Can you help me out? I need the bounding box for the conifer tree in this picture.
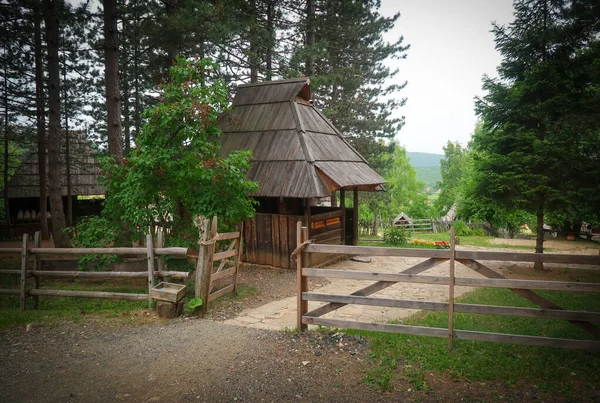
[474,0,600,269]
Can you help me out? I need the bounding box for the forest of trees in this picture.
[1,0,599,265]
[0,0,408,245]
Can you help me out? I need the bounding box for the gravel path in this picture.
[0,319,386,403]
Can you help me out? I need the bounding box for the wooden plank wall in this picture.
[244,214,303,269]
[243,210,348,269]
[309,209,344,267]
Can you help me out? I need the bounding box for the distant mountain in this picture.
[406,152,443,189]
[406,152,444,167]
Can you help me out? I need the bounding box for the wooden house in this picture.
[1,131,104,238]
[218,77,386,268]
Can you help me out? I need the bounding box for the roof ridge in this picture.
[238,77,309,88]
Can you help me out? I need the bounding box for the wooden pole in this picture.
[353,187,358,245]
[232,222,243,296]
[202,216,218,314]
[146,233,155,309]
[195,217,209,313]
[20,233,28,311]
[33,231,41,309]
[297,222,308,332]
[304,199,311,267]
[340,188,346,245]
[448,226,456,349]
[156,229,165,273]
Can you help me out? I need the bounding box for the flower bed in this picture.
[410,239,450,249]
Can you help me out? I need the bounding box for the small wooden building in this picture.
[218,77,385,268]
[1,132,104,238]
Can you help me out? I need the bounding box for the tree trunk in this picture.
[305,0,315,76]
[62,51,72,227]
[104,0,123,163]
[249,0,259,83]
[44,0,71,247]
[534,200,545,271]
[3,55,9,225]
[265,0,274,81]
[34,5,49,239]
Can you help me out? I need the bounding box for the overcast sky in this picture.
[379,0,515,154]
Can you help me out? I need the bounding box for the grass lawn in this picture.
[360,232,550,250]
[345,284,600,394]
[0,273,152,328]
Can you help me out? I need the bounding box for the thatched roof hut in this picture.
[218,77,386,268]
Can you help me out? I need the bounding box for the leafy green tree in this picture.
[474,0,600,268]
[434,140,468,216]
[75,57,257,248]
[386,144,433,220]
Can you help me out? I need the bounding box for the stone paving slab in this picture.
[224,256,486,331]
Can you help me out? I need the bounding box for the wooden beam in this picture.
[304,258,448,318]
[302,317,448,338]
[20,234,28,311]
[207,284,235,302]
[33,231,41,309]
[304,244,450,258]
[29,289,147,301]
[146,234,155,309]
[455,329,600,351]
[340,188,345,245]
[302,267,600,293]
[455,250,600,265]
[448,227,456,349]
[297,221,308,332]
[302,293,600,322]
[353,187,358,245]
[458,259,600,339]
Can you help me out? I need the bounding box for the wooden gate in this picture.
[194,217,243,313]
[295,223,600,350]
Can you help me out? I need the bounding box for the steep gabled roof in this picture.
[5,131,104,198]
[218,77,385,198]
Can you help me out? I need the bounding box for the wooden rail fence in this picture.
[0,230,190,310]
[296,223,600,350]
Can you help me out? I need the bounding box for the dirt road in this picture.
[0,319,389,403]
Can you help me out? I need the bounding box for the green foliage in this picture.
[452,221,472,237]
[348,280,600,393]
[385,144,435,220]
[473,0,600,248]
[434,141,469,216]
[74,57,257,249]
[382,226,409,246]
[471,228,486,237]
[184,297,203,312]
[68,216,120,270]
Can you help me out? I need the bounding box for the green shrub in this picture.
[383,226,409,246]
[452,221,473,236]
[471,228,486,237]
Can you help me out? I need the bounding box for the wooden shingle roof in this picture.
[218,77,386,198]
[5,132,104,198]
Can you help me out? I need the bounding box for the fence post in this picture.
[448,226,456,349]
[33,231,41,309]
[232,222,243,296]
[156,229,165,274]
[20,233,29,311]
[202,217,218,313]
[146,234,155,309]
[297,221,308,332]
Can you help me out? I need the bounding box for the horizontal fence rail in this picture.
[296,224,600,351]
[0,231,191,310]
